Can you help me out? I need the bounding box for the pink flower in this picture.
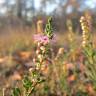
[41,36,49,45]
[33,33,57,45]
[33,34,49,44]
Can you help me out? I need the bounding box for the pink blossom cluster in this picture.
[33,34,56,45]
[34,34,49,45]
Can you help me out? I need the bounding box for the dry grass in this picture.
[0,26,35,56]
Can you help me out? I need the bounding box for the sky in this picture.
[85,0,96,9]
[29,0,96,10]
[33,0,58,13]
[0,0,96,14]
[34,0,96,13]
[0,0,4,4]
[0,0,57,14]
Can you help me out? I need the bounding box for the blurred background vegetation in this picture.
[0,0,96,33]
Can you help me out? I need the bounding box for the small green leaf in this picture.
[23,76,32,91]
[45,17,54,39]
[11,87,21,96]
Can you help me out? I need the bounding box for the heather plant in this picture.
[66,19,78,62]
[11,17,54,96]
[67,19,76,52]
[80,16,96,92]
[80,16,92,47]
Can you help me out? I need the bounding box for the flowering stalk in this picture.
[37,20,44,33]
[67,19,74,46]
[45,17,54,39]
[67,19,77,62]
[80,16,96,91]
[11,17,54,96]
[26,17,54,96]
[80,16,92,47]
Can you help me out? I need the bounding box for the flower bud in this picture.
[40,46,46,53]
[37,54,43,62]
[36,49,40,54]
[29,67,34,72]
[82,41,86,47]
[33,58,36,63]
[37,42,42,47]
